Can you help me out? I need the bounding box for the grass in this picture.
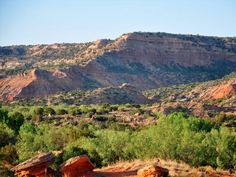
[96,158,235,177]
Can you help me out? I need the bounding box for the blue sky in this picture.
[0,0,236,46]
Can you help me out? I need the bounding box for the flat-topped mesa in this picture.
[113,32,236,67]
[11,152,55,177]
[1,32,236,101]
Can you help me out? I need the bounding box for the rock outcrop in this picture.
[147,74,236,118]
[11,152,55,177]
[198,78,236,100]
[61,155,95,177]
[137,165,169,177]
[12,153,235,177]
[0,68,100,101]
[0,70,36,101]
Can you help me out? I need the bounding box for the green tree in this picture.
[0,108,9,124]
[8,112,24,133]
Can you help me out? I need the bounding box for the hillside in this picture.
[9,73,235,123]
[145,73,236,119]
[1,32,236,101]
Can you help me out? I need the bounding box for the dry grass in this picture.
[95,158,236,177]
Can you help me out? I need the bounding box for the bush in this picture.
[110,105,119,111]
[0,123,15,147]
[0,108,24,133]
[14,111,236,170]
[63,146,87,161]
[56,109,68,115]
[62,137,102,167]
[44,107,56,116]
[7,112,24,133]
[94,130,132,165]
[16,123,95,161]
[0,108,9,124]
[95,104,113,114]
[128,113,234,169]
[0,144,18,164]
[0,122,17,176]
[32,107,44,116]
[92,115,108,122]
[68,106,81,116]
[214,128,236,169]
[31,107,44,123]
[79,105,96,114]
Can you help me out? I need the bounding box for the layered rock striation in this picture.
[1,32,236,101]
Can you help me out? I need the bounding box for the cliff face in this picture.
[83,33,236,89]
[0,70,36,101]
[1,32,236,101]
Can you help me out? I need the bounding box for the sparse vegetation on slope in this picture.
[1,32,236,101]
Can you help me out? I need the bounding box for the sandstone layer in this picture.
[1,32,236,101]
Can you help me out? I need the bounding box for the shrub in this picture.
[68,106,81,116]
[0,144,18,164]
[63,146,87,161]
[128,112,233,169]
[32,107,44,116]
[110,105,119,111]
[30,107,44,123]
[94,130,132,165]
[214,128,236,169]
[16,123,95,161]
[79,105,96,115]
[0,108,9,123]
[56,109,68,115]
[14,111,236,170]
[0,123,15,147]
[7,112,24,133]
[44,107,56,116]
[93,115,108,122]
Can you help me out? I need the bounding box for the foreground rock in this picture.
[11,152,55,177]
[61,155,95,177]
[137,165,169,177]
[11,154,235,177]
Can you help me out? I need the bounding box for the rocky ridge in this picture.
[1,32,236,101]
